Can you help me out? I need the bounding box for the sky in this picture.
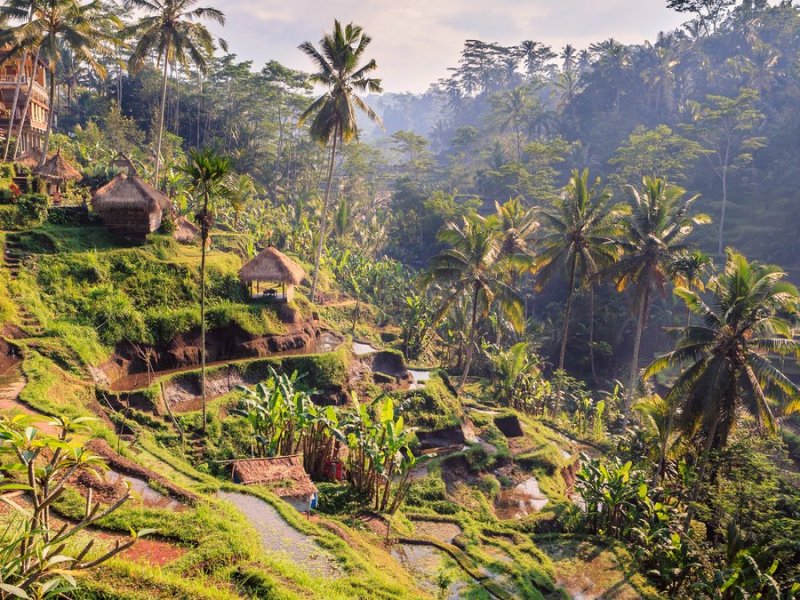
[210,0,688,93]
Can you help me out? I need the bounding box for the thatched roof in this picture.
[239,246,305,285]
[230,455,317,499]
[92,173,170,214]
[109,153,138,176]
[35,149,82,182]
[174,215,199,243]
[15,151,41,169]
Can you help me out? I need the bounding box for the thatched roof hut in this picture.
[230,455,318,512]
[239,246,305,302]
[173,215,199,244]
[92,173,170,242]
[35,149,82,182]
[14,150,41,170]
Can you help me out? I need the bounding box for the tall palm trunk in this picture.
[682,412,719,533]
[39,66,56,167]
[13,48,40,160]
[309,126,339,302]
[5,52,29,161]
[458,282,480,391]
[589,284,598,383]
[154,56,169,187]
[717,166,728,255]
[558,255,578,371]
[654,405,674,488]
[625,285,650,423]
[200,192,209,435]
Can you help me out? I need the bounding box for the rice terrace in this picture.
[0,0,799,598]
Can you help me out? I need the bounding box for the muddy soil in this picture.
[100,321,320,387]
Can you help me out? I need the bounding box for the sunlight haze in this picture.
[213,0,687,92]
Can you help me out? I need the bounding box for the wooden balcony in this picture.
[0,74,47,98]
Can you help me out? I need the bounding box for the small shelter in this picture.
[239,246,305,302]
[230,455,318,512]
[91,173,170,242]
[35,149,82,203]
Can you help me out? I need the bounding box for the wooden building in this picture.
[239,246,305,302]
[0,52,50,153]
[230,455,318,512]
[92,174,170,242]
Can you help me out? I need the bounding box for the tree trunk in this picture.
[309,127,339,303]
[654,405,673,488]
[589,284,598,384]
[154,56,169,188]
[625,286,650,424]
[558,255,578,371]
[717,168,727,255]
[200,195,209,436]
[459,282,481,391]
[39,66,57,167]
[4,50,29,161]
[682,413,719,533]
[14,48,40,160]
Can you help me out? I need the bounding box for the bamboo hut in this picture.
[35,149,82,203]
[239,246,305,302]
[91,173,170,242]
[230,455,318,512]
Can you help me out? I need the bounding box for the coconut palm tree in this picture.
[424,214,524,391]
[298,20,382,302]
[609,177,710,421]
[124,0,226,187]
[0,0,118,165]
[668,249,713,325]
[535,169,625,373]
[179,148,231,436]
[645,251,800,497]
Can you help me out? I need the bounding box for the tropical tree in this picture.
[124,0,227,186]
[534,169,624,373]
[668,249,713,325]
[298,20,383,302]
[684,90,764,254]
[424,214,524,390]
[0,0,118,165]
[645,251,800,496]
[609,177,710,420]
[179,148,231,435]
[493,197,538,288]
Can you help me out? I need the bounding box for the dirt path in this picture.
[0,360,58,435]
[216,490,341,578]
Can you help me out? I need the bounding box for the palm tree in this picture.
[124,0,226,187]
[535,169,624,374]
[668,249,713,325]
[645,251,800,497]
[298,20,382,302]
[0,0,118,165]
[494,197,538,271]
[609,177,710,420]
[424,214,524,391]
[179,148,231,436]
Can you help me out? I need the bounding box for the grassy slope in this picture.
[0,224,659,599]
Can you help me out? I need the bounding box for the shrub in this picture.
[17,192,48,223]
[0,162,16,179]
[160,213,176,234]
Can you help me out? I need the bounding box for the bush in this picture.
[160,213,176,234]
[0,163,16,179]
[17,193,48,223]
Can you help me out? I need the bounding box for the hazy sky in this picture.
[210,1,687,93]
